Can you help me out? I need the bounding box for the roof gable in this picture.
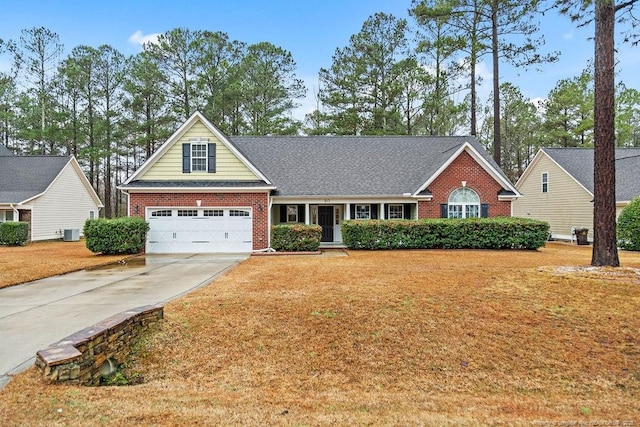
[413,141,520,198]
[123,112,270,185]
[532,147,640,202]
[0,155,101,206]
[231,135,518,197]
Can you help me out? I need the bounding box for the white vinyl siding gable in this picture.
[513,153,593,240]
[29,163,101,241]
[140,122,259,181]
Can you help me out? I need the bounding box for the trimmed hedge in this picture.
[271,224,322,252]
[617,196,640,251]
[84,217,150,255]
[341,217,550,250]
[0,222,29,246]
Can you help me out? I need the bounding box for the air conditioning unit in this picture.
[63,229,80,241]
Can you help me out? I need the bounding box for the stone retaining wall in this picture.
[35,304,163,386]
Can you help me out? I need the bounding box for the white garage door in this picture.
[146,208,253,253]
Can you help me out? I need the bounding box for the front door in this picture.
[318,206,334,242]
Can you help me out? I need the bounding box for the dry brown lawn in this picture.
[0,240,129,288]
[1,243,640,426]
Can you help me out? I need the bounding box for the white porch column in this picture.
[345,203,351,220]
[379,203,385,219]
[305,204,310,225]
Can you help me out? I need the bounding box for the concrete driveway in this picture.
[0,253,248,388]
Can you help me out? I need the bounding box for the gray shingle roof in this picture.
[230,135,506,197]
[0,156,71,203]
[543,147,640,201]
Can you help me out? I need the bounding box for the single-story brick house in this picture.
[119,112,521,253]
[0,147,103,241]
[513,147,640,241]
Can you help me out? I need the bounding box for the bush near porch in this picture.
[271,224,322,252]
[342,217,549,250]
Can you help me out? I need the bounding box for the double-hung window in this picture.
[182,138,215,174]
[286,205,298,223]
[191,143,208,172]
[388,204,404,220]
[355,204,371,219]
[541,172,549,193]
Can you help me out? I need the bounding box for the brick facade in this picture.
[417,151,512,218]
[128,192,270,250]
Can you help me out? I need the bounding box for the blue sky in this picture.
[1,0,638,121]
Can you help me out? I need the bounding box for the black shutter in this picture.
[440,204,448,218]
[298,205,305,223]
[384,204,389,219]
[280,205,287,222]
[207,143,216,173]
[350,204,356,219]
[371,204,378,219]
[182,143,190,173]
[404,204,412,219]
[481,204,489,218]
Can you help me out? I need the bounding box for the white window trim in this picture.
[541,172,549,193]
[448,188,480,219]
[190,140,208,173]
[286,205,298,223]
[355,204,371,220]
[388,204,404,220]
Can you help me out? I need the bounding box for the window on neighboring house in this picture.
[1,210,14,222]
[541,172,549,193]
[191,143,207,172]
[89,211,95,220]
[448,187,480,219]
[388,204,404,220]
[287,205,298,223]
[355,204,371,219]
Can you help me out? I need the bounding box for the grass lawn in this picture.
[1,243,639,425]
[0,240,128,289]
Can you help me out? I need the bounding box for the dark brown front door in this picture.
[318,206,334,242]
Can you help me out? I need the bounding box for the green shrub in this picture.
[84,217,150,255]
[617,197,640,251]
[0,222,29,246]
[341,217,549,250]
[271,224,322,252]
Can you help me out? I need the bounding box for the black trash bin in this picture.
[575,228,589,245]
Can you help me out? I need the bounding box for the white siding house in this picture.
[0,151,103,241]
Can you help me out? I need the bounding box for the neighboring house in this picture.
[0,147,103,241]
[513,147,640,241]
[119,112,521,253]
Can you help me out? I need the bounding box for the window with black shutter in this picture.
[182,139,215,173]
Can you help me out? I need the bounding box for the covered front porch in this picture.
[271,199,417,246]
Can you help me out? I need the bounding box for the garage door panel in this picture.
[146,208,253,253]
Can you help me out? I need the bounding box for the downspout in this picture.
[267,195,273,251]
[254,195,275,252]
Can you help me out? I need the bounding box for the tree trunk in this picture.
[491,0,501,166]
[469,8,479,137]
[592,0,619,267]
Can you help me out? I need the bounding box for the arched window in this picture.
[448,187,480,218]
